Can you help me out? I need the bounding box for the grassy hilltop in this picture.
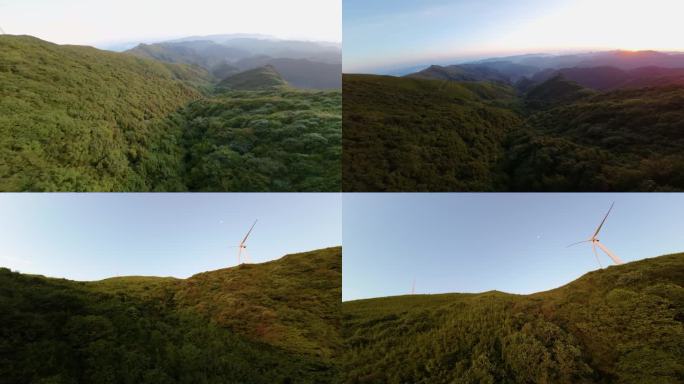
[0,247,341,383]
[343,73,684,192]
[341,253,684,383]
[0,35,341,192]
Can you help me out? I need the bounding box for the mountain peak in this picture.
[217,65,288,90]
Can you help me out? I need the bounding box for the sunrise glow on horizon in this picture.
[344,0,684,73]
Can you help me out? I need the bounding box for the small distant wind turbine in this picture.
[568,202,623,267]
[230,220,257,265]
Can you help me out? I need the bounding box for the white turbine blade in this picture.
[596,242,623,265]
[567,239,591,248]
[592,242,602,268]
[240,220,258,245]
[592,202,614,238]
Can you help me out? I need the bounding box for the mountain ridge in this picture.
[341,253,684,383]
[0,246,341,383]
[125,35,342,89]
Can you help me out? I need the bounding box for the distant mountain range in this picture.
[126,34,341,89]
[0,247,341,383]
[405,50,684,91]
[341,253,684,383]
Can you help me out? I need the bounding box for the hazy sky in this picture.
[343,193,684,301]
[0,193,341,281]
[0,0,341,46]
[344,0,684,73]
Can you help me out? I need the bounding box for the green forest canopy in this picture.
[342,74,684,192]
[341,253,684,384]
[0,247,341,384]
[0,35,341,192]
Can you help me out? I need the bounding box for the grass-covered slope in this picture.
[0,35,210,191]
[0,247,341,383]
[341,253,684,384]
[342,74,522,191]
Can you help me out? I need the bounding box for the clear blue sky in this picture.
[344,0,684,73]
[343,193,684,301]
[0,0,341,46]
[0,193,341,281]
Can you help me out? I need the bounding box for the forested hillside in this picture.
[0,35,341,192]
[506,84,684,191]
[0,35,209,191]
[0,247,342,383]
[342,74,522,191]
[183,88,341,191]
[341,253,684,383]
[343,73,684,191]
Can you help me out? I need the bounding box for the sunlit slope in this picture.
[0,247,341,383]
[0,35,342,192]
[342,253,684,383]
[342,74,522,192]
[0,35,210,191]
[173,247,341,358]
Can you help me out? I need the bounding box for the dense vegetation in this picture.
[342,74,522,191]
[0,35,209,191]
[341,253,684,383]
[343,73,684,191]
[0,35,341,191]
[0,247,341,383]
[506,83,684,191]
[182,87,341,191]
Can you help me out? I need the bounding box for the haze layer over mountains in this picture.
[404,50,684,90]
[126,34,342,89]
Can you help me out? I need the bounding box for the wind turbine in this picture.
[568,202,623,267]
[231,220,257,265]
[411,278,416,295]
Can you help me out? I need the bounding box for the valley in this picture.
[343,51,684,192]
[0,35,341,192]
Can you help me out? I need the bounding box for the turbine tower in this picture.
[232,220,257,265]
[568,202,623,267]
[0,25,5,34]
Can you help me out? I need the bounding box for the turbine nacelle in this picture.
[231,220,257,265]
[568,202,623,268]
